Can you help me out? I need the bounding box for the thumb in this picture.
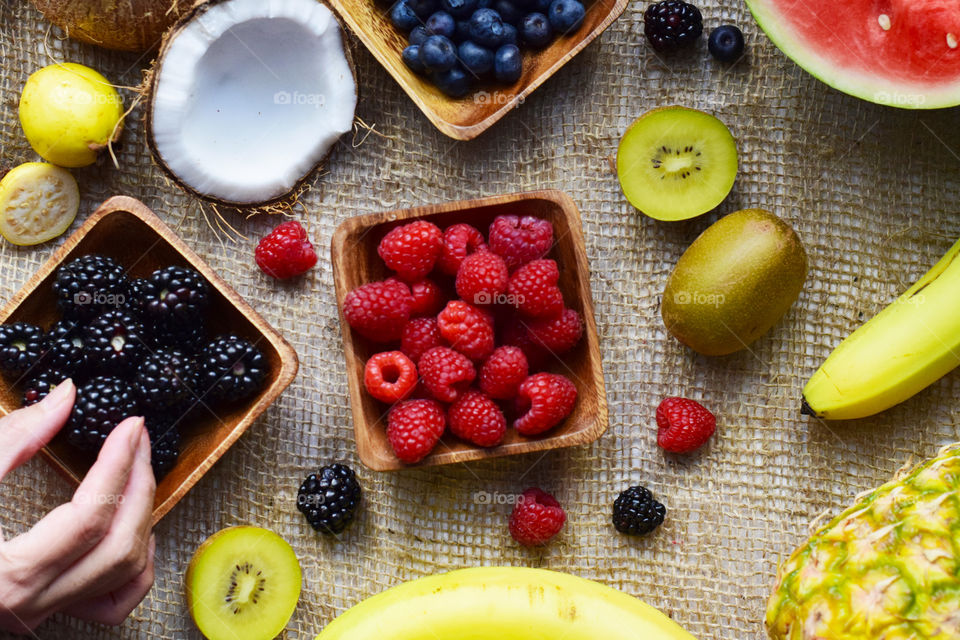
[0,379,75,481]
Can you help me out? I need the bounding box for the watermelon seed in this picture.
[948,33,958,49]
[877,14,891,31]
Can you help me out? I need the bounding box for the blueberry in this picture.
[533,0,552,11]
[476,0,493,8]
[426,11,456,37]
[454,19,473,41]
[409,25,430,45]
[419,34,458,71]
[520,12,552,47]
[493,44,522,83]
[442,0,478,18]
[407,0,439,17]
[494,0,523,24]
[435,66,473,97]
[708,25,745,62]
[402,45,428,73]
[501,22,519,45]
[469,8,507,47]
[390,0,420,31]
[547,0,584,33]
[458,40,494,74]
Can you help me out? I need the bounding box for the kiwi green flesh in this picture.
[187,527,302,640]
[617,107,738,221]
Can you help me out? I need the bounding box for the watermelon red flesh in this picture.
[747,0,960,108]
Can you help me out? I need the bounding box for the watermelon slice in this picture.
[746,0,960,109]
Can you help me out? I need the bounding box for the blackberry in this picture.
[147,419,181,480]
[53,255,129,320]
[612,485,666,535]
[150,320,208,352]
[0,322,44,378]
[198,336,267,405]
[84,310,147,376]
[135,348,199,417]
[643,0,702,52]
[68,376,140,451]
[137,266,209,330]
[297,464,362,534]
[39,319,90,377]
[23,368,70,406]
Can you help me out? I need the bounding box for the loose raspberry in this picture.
[342,280,412,342]
[400,317,443,363]
[437,300,495,361]
[447,390,506,447]
[514,373,577,435]
[387,399,446,464]
[527,308,583,355]
[418,346,476,403]
[479,346,528,399]
[656,397,716,454]
[364,351,418,403]
[500,316,550,370]
[437,223,488,276]
[488,215,554,270]
[506,259,564,318]
[509,488,566,547]
[455,251,508,306]
[255,220,317,279]
[378,220,443,282]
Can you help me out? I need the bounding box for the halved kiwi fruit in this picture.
[617,106,738,221]
[186,527,302,640]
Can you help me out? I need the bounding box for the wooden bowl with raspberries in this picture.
[331,190,607,471]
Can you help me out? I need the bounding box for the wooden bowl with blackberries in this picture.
[0,196,298,524]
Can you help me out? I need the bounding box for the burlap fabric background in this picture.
[1,0,959,637]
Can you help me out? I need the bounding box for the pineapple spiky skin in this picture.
[767,445,960,639]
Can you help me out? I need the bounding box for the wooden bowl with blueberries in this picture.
[327,0,628,139]
[0,196,298,524]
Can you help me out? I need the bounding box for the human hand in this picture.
[0,380,157,633]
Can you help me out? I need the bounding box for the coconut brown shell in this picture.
[29,0,188,52]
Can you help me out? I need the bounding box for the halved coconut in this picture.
[146,0,357,207]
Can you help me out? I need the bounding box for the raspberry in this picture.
[400,317,443,363]
[527,308,583,355]
[418,346,476,403]
[378,220,443,282]
[255,220,317,279]
[509,488,566,547]
[437,223,488,276]
[455,251,508,306]
[342,279,413,342]
[404,278,446,316]
[500,316,549,369]
[488,215,554,270]
[656,397,716,454]
[506,259,564,318]
[448,390,506,447]
[364,351,418,403]
[437,300,495,361]
[514,373,577,435]
[479,346,528,399]
[387,399,446,463]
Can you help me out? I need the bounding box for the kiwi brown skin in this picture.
[661,208,808,356]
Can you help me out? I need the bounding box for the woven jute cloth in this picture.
[1,0,960,638]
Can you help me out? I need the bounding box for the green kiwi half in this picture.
[186,527,302,640]
[617,106,738,221]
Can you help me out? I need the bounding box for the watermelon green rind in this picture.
[745,0,960,110]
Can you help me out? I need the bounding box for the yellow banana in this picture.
[802,236,960,420]
[314,566,697,640]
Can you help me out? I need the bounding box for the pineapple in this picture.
[767,445,960,639]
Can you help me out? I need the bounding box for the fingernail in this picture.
[129,417,145,452]
[42,378,74,406]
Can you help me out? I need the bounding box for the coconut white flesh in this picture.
[150,0,357,205]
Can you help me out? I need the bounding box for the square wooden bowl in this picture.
[0,196,299,524]
[328,0,628,140]
[332,190,607,471]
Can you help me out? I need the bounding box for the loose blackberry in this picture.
[68,376,140,451]
[137,266,210,329]
[53,255,129,321]
[0,322,44,378]
[297,464,362,534]
[643,0,702,52]
[84,310,147,376]
[135,348,199,417]
[39,319,90,377]
[147,420,181,480]
[198,335,266,405]
[612,485,666,535]
[22,368,69,406]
